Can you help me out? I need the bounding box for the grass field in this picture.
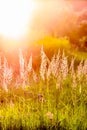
[0,48,87,130]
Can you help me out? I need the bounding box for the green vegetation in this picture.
[71,51,87,60]
[37,36,71,49]
[0,49,87,130]
[0,76,87,130]
[0,2,87,129]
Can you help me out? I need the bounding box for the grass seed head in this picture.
[40,46,47,81]
[27,54,32,73]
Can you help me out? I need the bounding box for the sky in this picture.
[0,0,37,40]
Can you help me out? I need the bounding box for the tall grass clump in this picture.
[0,47,87,130]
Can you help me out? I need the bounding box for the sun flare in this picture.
[0,0,37,40]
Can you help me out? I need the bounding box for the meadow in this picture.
[0,47,87,130]
[0,0,87,129]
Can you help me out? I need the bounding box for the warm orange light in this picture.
[0,0,37,40]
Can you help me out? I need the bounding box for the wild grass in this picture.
[0,47,87,130]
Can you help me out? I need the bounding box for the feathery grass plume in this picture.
[47,61,51,80]
[77,60,83,81]
[69,57,75,77]
[19,49,26,88]
[69,58,77,88]
[5,67,13,84]
[27,54,32,73]
[72,73,77,88]
[2,57,13,92]
[40,46,48,81]
[19,49,25,79]
[56,74,62,89]
[47,50,61,80]
[50,55,56,77]
[55,49,61,77]
[60,51,68,80]
[47,55,58,79]
[47,55,56,79]
[83,60,87,77]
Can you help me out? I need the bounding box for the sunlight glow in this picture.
[0,0,37,40]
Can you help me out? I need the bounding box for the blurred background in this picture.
[0,0,87,71]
